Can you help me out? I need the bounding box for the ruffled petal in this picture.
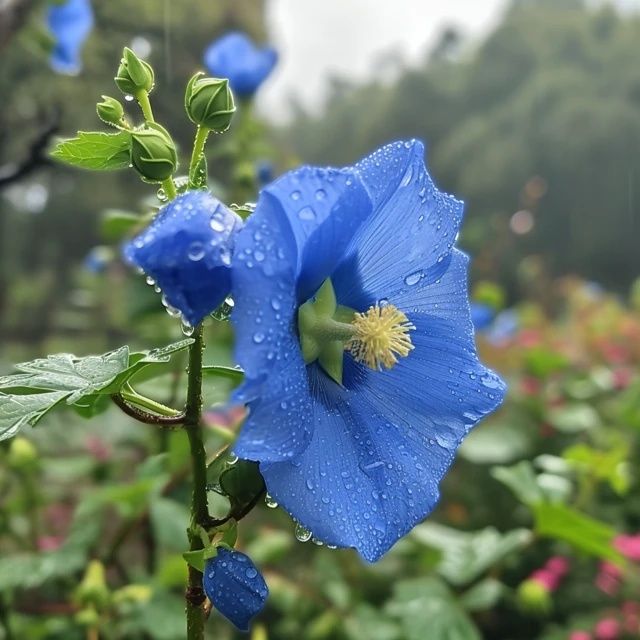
[47,0,94,75]
[333,140,463,310]
[231,190,314,462]
[123,191,242,327]
[203,549,268,631]
[261,251,505,561]
[262,165,372,301]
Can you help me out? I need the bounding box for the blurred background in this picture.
[2,0,640,639]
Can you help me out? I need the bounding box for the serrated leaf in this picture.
[0,340,193,440]
[385,577,481,640]
[411,524,532,586]
[51,131,132,171]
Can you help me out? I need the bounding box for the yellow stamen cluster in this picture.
[347,305,415,371]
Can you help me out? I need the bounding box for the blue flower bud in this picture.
[130,124,177,183]
[202,549,268,631]
[123,191,243,326]
[115,47,154,95]
[203,32,277,98]
[185,73,236,133]
[47,0,94,75]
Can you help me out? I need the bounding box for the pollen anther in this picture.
[347,304,415,371]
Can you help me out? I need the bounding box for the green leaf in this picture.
[385,577,481,640]
[460,578,505,612]
[547,403,601,433]
[150,497,189,552]
[491,461,546,506]
[100,209,142,242]
[0,340,193,441]
[51,131,132,171]
[411,524,532,586]
[202,365,244,384]
[459,419,533,464]
[533,502,623,563]
[345,604,402,640]
[219,460,265,512]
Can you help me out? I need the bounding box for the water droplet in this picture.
[265,493,278,509]
[306,479,315,491]
[145,275,155,286]
[290,190,301,201]
[294,522,312,543]
[210,218,225,233]
[315,189,327,201]
[298,206,316,221]
[188,242,205,261]
[271,298,281,311]
[227,452,239,465]
[404,271,422,286]
[400,164,414,187]
[245,568,258,579]
[124,94,134,102]
[253,332,265,344]
[157,187,168,203]
[181,319,194,336]
[254,250,265,262]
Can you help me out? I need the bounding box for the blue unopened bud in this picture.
[185,73,236,133]
[130,123,177,183]
[115,47,154,95]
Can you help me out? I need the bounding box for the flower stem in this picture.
[188,125,210,188]
[121,384,183,417]
[184,325,209,640]
[135,89,177,201]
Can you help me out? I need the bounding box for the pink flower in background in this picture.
[546,556,570,577]
[596,561,623,596]
[85,435,111,463]
[569,632,592,640]
[614,534,640,561]
[37,535,63,552]
[594,618,620,640]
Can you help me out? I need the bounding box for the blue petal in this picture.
[123,192,242,326]
[260,250,505,561]
[230,189,314,462]
[204,31,277,97]
[47,0,94,75]
[333,140,463,310]
[203,549,268,632]
[262,165,372,302]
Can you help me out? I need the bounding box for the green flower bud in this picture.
[75,561,110,609]
[114,47,154,95]
[130,123,178,183]
[185,73,235,133]
[7,437,38,469]
[516,579,551,616]
[96,95,124,126]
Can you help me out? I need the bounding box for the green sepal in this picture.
[114,47,154,95]
[182,549,206,573]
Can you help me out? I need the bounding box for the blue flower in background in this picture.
[123,191,243,326]
[83,246,111,274]
[204,32,277,98]
[47,0,94,75]
[203,548,268,631]
[471,303,496,330]
[486,309,520,345]
[256,160,274,186]
[230,140,506,561]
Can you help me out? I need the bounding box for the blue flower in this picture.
[203,548,268,631]
[204,32,277,98]
[47,0,94,75]
[486,309,519,345]
[471,303,495,330]
[123,191,243,326]
[230,140,506,562]
[83,246,111,274]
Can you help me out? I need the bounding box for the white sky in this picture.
[259,0,509,121]
[257,0,640,122]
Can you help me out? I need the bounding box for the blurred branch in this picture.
[0,0,37,50]
[0,109,60,188]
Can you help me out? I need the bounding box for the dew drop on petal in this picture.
[265,493,278,509]
[294,522,312,543]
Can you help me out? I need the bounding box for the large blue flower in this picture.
[203,548,268,631]
[230,140,506,562]
[47,0,94,75]
[123,191,243,326]
[203,32,277,98]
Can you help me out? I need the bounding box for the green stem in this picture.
[184,325,208,640]
[121,384,182,417]
[188,125,210,188]
[135,89,177,201]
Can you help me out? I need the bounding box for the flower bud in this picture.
[185,73,235,132]
[7,437,38,469]
[517,578,551,616]
[130,124,178,183]
[75,560,110,609]
[114,47,154,95]
[96,95,124,126]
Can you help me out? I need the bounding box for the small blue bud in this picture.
[203,548,268,631]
